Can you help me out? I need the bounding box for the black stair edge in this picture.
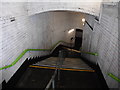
[80,56,109,89]
[2,55,51,89]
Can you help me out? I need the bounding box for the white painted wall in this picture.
[30,11,85,46]
[1,2,30,83]
[1,0,102,16]
[0,2,2,88]
[1,1,119,89]
[82,14,96,64]
[1,2,85,84]
[82,2,119,88]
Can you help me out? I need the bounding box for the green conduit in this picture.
[108,73,120,83]
[81,51,98,56]
[0,40,98,70]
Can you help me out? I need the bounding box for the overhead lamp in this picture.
[68,29,74,34]
[82,18,86,22]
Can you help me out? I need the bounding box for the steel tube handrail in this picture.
[63,47,98,56]
[45,50,65,90]
[45,69,57,90]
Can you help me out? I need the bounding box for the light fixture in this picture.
[82,18,85,22]
[83,23,85,26]
[68,29,74,34]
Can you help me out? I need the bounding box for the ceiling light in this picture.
[82,18,85,22]
[68,29,74,33]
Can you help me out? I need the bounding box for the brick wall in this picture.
[1,2,30,83]
[1,2,84,84]
[1,1,119,89]
[82,2,119,88]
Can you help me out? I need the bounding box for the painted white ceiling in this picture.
[1,0,119,16]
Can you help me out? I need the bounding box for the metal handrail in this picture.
[45,69,57,90]
[45,50,65,90]
[63,47,98,56]
[45,57,59,90]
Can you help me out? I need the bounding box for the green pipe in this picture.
[0,40,98,70]
[27,49,50,51]
[0,49,51,70]
[0,41,63,70]
[108,73,120,83]
[81,51,98,56]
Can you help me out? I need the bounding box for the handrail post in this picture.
[45,70,57,90]
[58,50,66,81]
[52,80,55,90]
[58,50,62,81]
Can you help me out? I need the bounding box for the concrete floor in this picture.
[15,67,102,89]
[15,68,54,88]
[9,57,106,89]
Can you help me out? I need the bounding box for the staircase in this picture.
[3,45,109,89]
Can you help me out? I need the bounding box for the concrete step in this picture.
[15,68,54,88]
[32,57,93,71]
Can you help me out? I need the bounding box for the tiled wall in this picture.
[82,2,119,88]
[1,1,119,89]
[1,2,30,83]
[1,2,84,84]
[0,0,102,85]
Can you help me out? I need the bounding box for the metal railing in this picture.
[45,50,65,90]
[63,47,98,56]
[45,69,57,90]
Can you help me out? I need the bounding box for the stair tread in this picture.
[15,68,54,88]
[33,57,93,70]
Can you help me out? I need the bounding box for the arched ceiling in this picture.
[2,0,119,16]
[27,0,103,16]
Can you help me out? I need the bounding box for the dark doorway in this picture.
[74,29,83,50]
